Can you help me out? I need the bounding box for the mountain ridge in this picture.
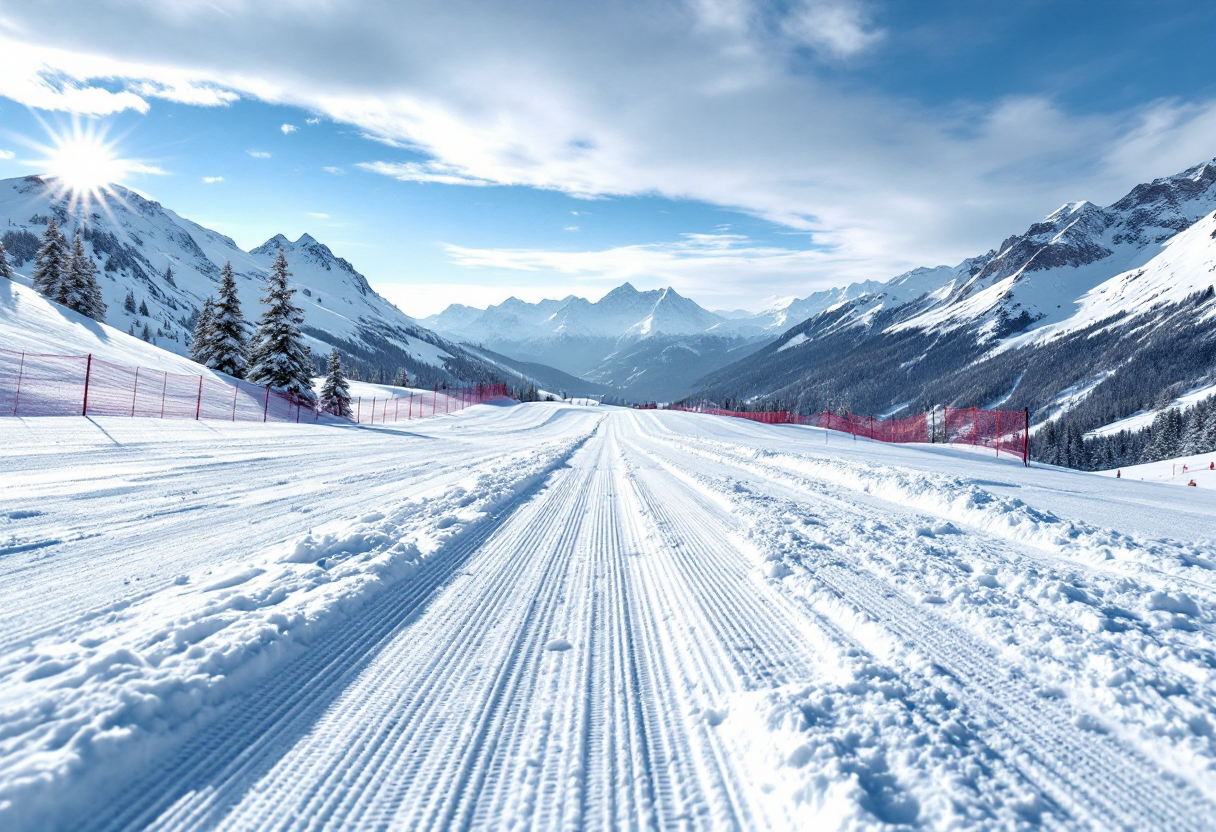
[0,176,538,389]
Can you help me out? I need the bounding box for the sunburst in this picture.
[23,118,162,213]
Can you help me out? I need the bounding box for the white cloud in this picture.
[323,166,345,175]
[563,225,579,232]
[357,160,495,187]
[130,79,238,107]
[281,123,297,134]
[202,175,224,183]
[2,2,1215,297]
[0,149,14,160]
[305,117,320,125]
[782,0,884,59]
[306,211,330,219]
[247,150,272,159]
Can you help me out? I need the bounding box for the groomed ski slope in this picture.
[1,404,1215,831]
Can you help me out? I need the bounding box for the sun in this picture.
[24,118,162,210]
[45,134,126,194]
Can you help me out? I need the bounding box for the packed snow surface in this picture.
[1,406,1215,831]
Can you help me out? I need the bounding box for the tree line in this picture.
[1032,392,1216,471]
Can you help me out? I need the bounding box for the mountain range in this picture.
[0,176,519,388]
[691,158,1216,441]
[426,157,1216,439]
[6,155,1215,433]
[422,283,779,400]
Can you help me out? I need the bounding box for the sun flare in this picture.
[28,119,161,207]
[45,135,126,194]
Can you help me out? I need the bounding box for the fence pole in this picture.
[12,351,25,416]
[82,354,93,416]
[371,398,377,424]
[995,410,1000,457]
[356,397,361,423]
[263,386,271,422]
[1023,408,1030,466]
[131,368,140,417]
[231,385,239,421]
[433,384,437,416]
[196,376,204,420]
[160,373,168,419]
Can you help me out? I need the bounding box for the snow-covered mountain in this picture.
[692,158,1216,444]
[0,175,513,386]
[422,282,770,397]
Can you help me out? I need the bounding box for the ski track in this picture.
[0,407,591,653]
[622,412,1216,830]
[3,406,1215,830]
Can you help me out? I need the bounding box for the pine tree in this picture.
[31,218,69,300]
[191,297,216,363]
[0,239,12,279]
[319,349,353,418]
[141,322,152,341]
[199,262,251,377]
[248,247,316,402]
[394,367,410,387]
[123,290,137,314]
[62,232,106,320]
[139,299,149,317]
[163,263,176,287]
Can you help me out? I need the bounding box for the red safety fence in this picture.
[347,383,511,425]
[0,347,512,426]
[663,403,1030,464]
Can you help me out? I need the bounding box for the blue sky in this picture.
[1,1,1214,316]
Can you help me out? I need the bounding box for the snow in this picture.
[1,407,1215,829]
[1086,382,1216,438]
[0,279,220,375]
[776,332,808,351]
[1098,451,1216,489]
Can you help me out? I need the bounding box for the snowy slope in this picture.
[0,176,507,385]
[1,409,1214,829]
[1099,449,1216,488]
[0,279,225,375]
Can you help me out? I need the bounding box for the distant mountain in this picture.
[0,176,525,387]
[690,159,1216,450]
[422,282,772,398]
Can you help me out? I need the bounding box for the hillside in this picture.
[0,176,512,387]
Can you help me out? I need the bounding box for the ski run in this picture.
[2,403,1215,831]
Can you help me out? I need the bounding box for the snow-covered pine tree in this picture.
[319,349,353,418]
[248,247,316,403]
[394,367,410,387]
[31,218,69,300]
[1182,402,1208,455]
[191,297,216,363]
[139,299,149,316]
[163,263,176,287]
[123,290,137,314]
[140,322,152,341]
[0,239,12,279]
[62,232,107,320]
[202,262,251,377]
